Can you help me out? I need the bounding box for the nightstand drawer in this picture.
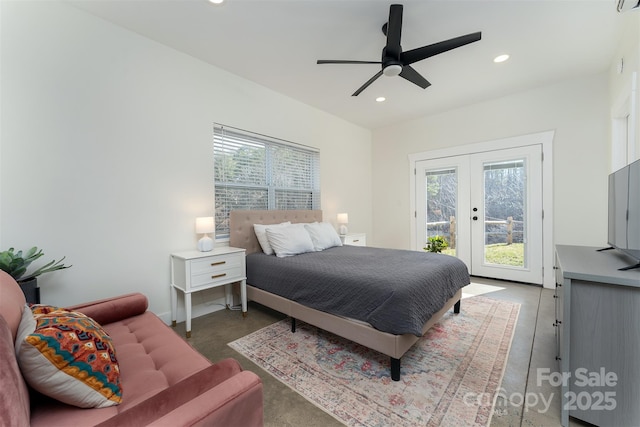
[190,253,243,288]
[190,253,242,275]
[341,233,366,246]
[191,269,242,288]
[191,265,243,288]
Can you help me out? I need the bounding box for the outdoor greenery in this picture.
[426,161,526,245]
[442,243,524,267]
[484,243,524,266]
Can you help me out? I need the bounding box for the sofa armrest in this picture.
[95,358,263,427]
[149,371,263,427]
[67,293,148,325]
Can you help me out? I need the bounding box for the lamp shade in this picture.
[195,217,215,234]
[337,213,349,224]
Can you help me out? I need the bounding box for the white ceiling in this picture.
[67,0,627,130]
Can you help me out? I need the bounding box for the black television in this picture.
[605,158,640,270]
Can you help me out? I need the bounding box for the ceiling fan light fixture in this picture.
[383,64,402,77]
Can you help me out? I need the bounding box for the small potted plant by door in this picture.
[424,236,449,253]
[0,247,71,304]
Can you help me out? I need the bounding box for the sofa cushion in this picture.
[103,312,213,408]
[30,311,213,426]
[15,304,122,408]
[0,314,30,426]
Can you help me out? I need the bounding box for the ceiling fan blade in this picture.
[401,32,482,65]
[352,70,383,96]
[317,60,381,65]
[399,65,431,89]
[385,4,403,59]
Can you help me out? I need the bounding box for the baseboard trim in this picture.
[157,296,228,326]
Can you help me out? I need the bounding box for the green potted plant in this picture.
[424,236,449,253]
[0,247,71,304]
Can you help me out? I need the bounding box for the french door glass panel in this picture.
[426,168,458,256]
[482,159,526,267]
[470,146,542,283]
[416,145,542,284]
[416,157,471,268]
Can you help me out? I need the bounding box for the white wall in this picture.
[0,1,372,320]
[371,73,610,252]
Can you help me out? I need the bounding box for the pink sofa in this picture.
[0,271,263,426]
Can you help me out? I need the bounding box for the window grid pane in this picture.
[214,126,320,238]
[275,190,315,210]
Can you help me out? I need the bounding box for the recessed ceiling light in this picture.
[208,0,224,4]
[376,97,386,103]
[494,54,510,63]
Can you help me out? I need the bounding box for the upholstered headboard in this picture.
[229,210,323,254]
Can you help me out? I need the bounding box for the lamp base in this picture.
[339,224,348,235]
[197,235,214,252]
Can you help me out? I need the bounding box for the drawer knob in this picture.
[211,261,226,266]
[211,273,227,279]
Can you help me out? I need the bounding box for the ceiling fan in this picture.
[317,4,482,96]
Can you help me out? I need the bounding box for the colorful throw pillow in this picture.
[15,304,122,408]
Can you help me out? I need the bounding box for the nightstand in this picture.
[340,233,367,246]
[170,247,246,338]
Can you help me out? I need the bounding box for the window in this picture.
[213,125,320,238]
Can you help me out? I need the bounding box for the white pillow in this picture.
[265,223,315,257]
[304,222,343,251]
[254,222,290,255]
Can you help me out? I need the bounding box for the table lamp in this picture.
[337,213,349,235]
[195,216,215,252]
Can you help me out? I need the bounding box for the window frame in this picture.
[213,124,320,240]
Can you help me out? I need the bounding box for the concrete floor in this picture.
[174,278,589,427]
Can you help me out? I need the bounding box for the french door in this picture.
[416,145,543,284]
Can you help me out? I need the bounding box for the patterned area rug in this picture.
[229,296,520,427]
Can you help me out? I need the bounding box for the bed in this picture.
[229,210,470,381]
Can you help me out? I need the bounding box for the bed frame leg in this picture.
[390,357,400,381]
[454,300,461,314]
[291,317,296,333]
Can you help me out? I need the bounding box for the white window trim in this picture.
[611,71,638,171]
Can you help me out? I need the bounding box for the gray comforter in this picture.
[246,245,470,336]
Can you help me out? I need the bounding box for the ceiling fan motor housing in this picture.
[382,47,403,76]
